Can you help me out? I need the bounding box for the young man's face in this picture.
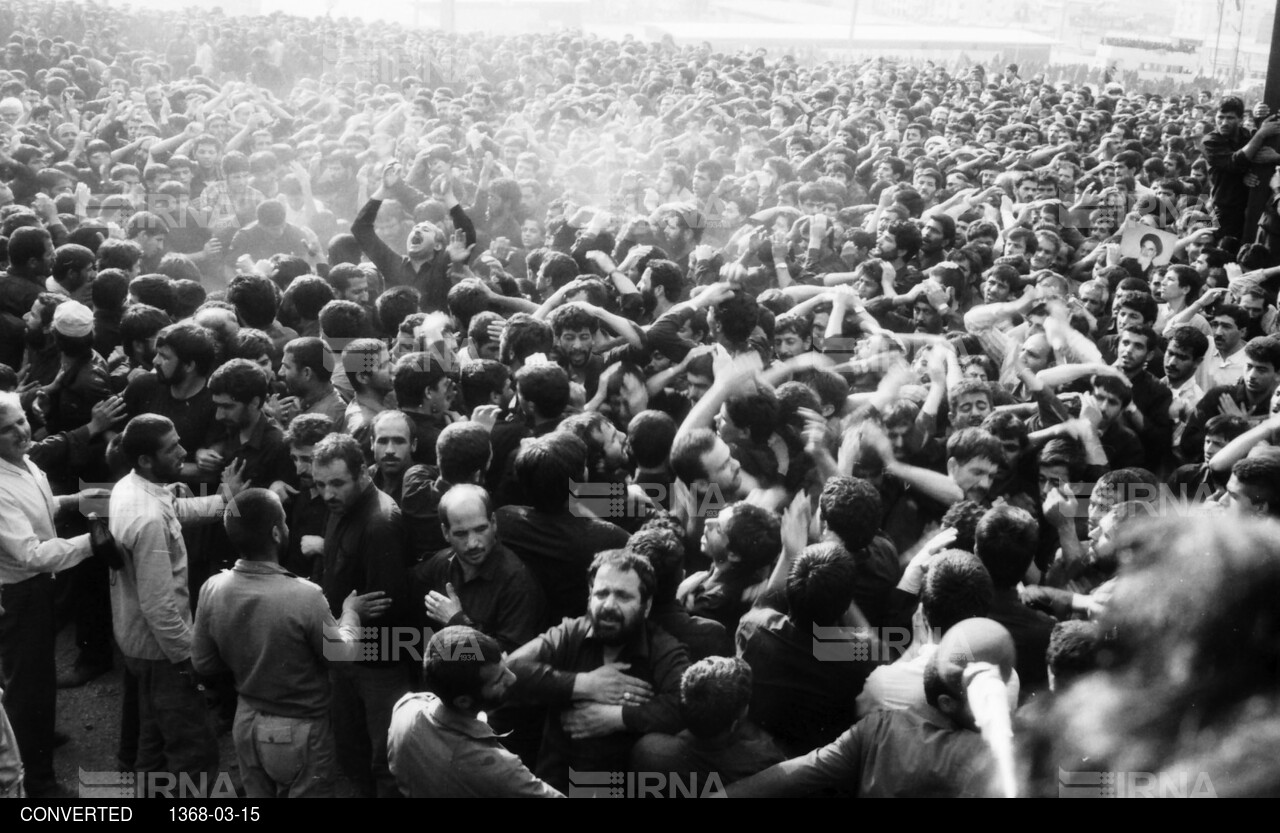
[1211,314,1242,355]
[698,437,743,498]
[948,455,999,503]
[983,275,1011,304]
[951,392,992,428]
[1114,307,1144,333]
[1115,331,1151,374]
[1163,340,1198,384]
[557,327,594,368]
[921,218,946,252]
[1243,356,1279,401]
[774,330,810,361]
[1224,474,1269,517]
[1092,387,1125,428]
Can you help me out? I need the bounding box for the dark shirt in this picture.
[494,506,630,624]
[229,221,313,264]
[630,720,785,786]
[1125,368,1174,471]
[987,587,1054,699]
[649,600,732,661]
[315,481,411,666]
[1180,380,1272,460]
[400,465,449,563]
[845,535,902,631]
[401,407,444,466]
[736,606,881,757]
[410,543,547,652]
[726,705,998,797]
[216,413,292,490]
[92,308,123,360]
[509,616,690,792]
[284,486,327,577]
[351,197,475,313]
[123,372,218,483]
[1202,126,1254,238]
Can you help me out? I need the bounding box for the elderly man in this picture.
[0,392,108,796]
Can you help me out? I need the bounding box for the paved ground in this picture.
[50,625,364,799]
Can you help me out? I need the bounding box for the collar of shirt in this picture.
[127,470,176,503]
[300,385,338,412]
[426,693,507,740]
[232,559,294,577]
[447,545,505,586]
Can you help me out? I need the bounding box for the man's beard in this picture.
[156,364,187,387]
[24,328,47,349]
[590,609,640,646]
[640,287,658,315]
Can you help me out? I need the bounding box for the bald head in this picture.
[925,617,1016,713]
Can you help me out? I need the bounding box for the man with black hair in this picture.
[631,656,784,785]
[227,272,296,354]
[975,505,1055,697]
[123,320,220,486]
[192,488,387,798]
[0,227,54,370]
[280,413,333,577]
[1181,335,1280,459]
[737,542,883,757]
[403,421,492,568]
[1044,620,1102,693]
[858,549,1000,717]
[109,413,247,788]
[818,476,899,629]
[496,432,629,623]
[1202,95,1280,242]
[309,431,412,798]
[390,352,452,466]
[1225,455,1280,518]
[1162,324,1208,456]
[229,198,312,265]
[486,362,571,505]
[679,501,780,633]
[276,337,346,430]
[48,243,96,305]
[1110,324,1173,470]
[387,626,562,797]
[508,548,689,792]
[208,358,291,493]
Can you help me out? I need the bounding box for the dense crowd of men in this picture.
[0,0,1278,799]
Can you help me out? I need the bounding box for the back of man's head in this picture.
[786,542,858,628]
[819,476,883,551]
[922,549,994,635]
[975,505,1038,588]
[422,626,504,707]
[679,657,753,740]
